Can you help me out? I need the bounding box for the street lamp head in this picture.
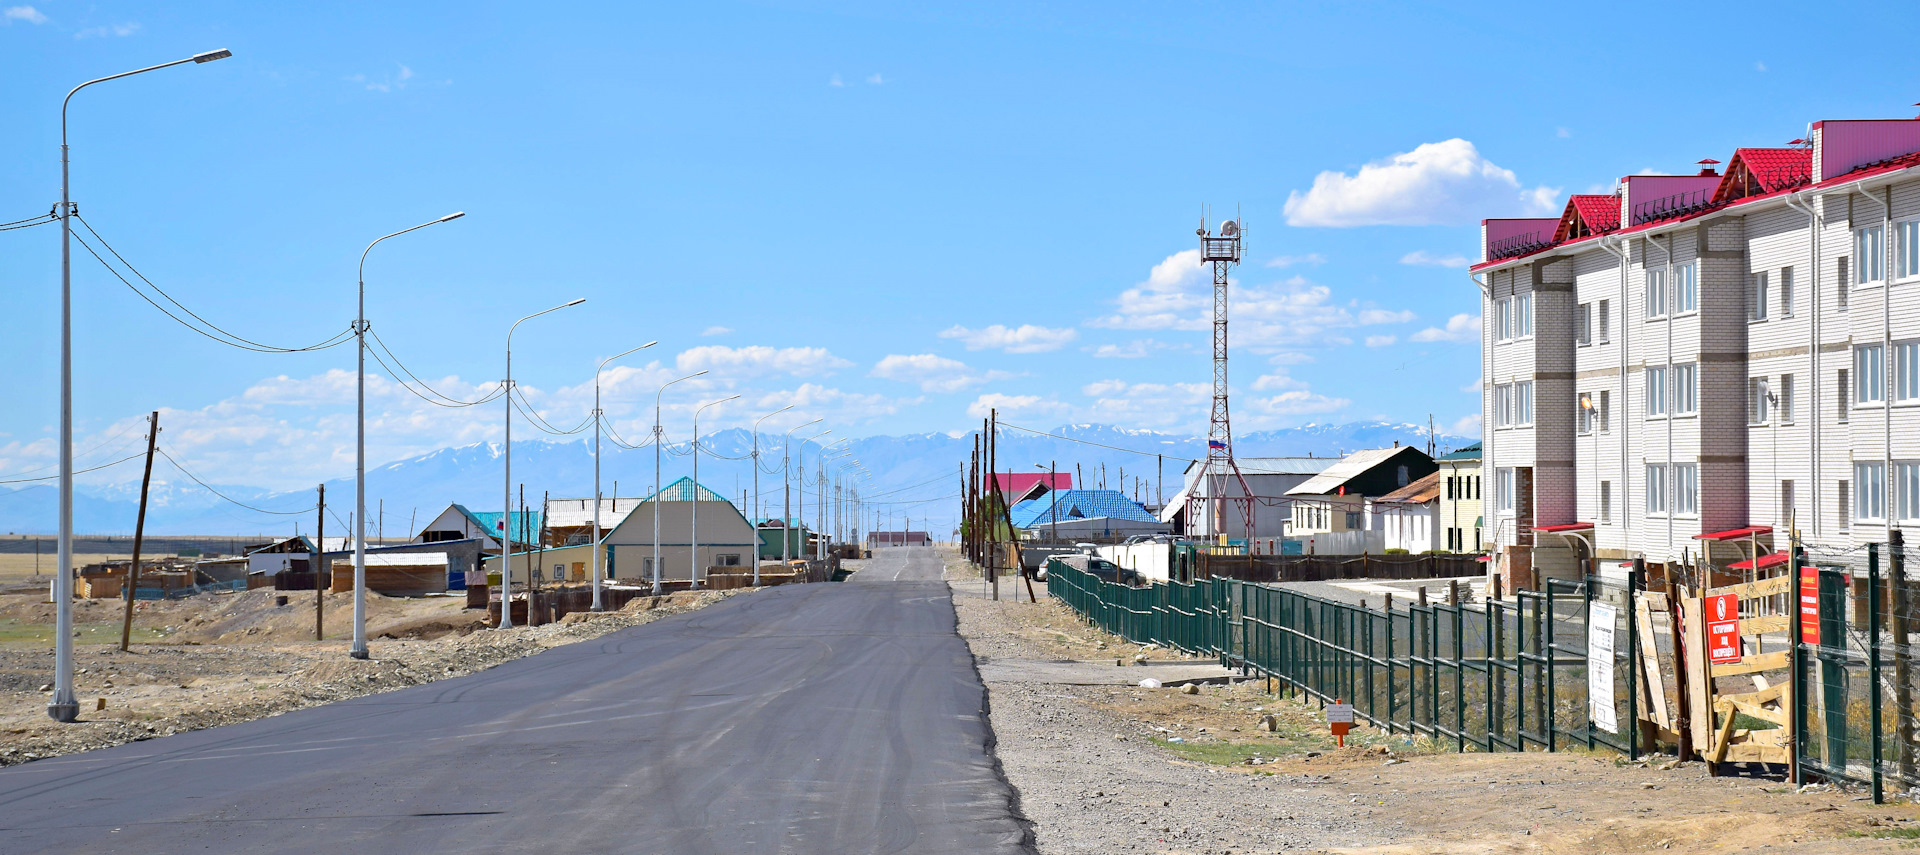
[566,298,586,307]
[439,211,466,222]
[643,340,659,348]
[192,49,233,63]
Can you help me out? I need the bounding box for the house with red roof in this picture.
[1471,114,1920,593]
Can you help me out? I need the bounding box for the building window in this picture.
[1900,219,1920,281]
[1578,392,1595,433]
[1838,257,1851,309]
[1781,266,1795,316]
[1515,381,1534,426]
[1857,225,1885,284]
[1839,480,1851,531]
[1839,368,1851,422]
[1673,363,1697,415]
[1897,462,1920,522]
[1674,463,1698,516]
[1600,481,1612,524]
[1645,464,1668,514]
[1496,297,1512,341]
[1750,271,1769,321]
[1599,390,1611,432]
[1781,480,1795,527]
[1396,465,1410,487]
[717,553,741,566]
[1857,344,1886,405]
[1675,261,1697,313]
[1577,303,1593,345]
[1895,341,1920,403]
[1494,383,1513,427]
[1780,374,1795,423]
[1446,476,1455,499]
[1749,377,1771,425]
[1496,468,1515,513]
[1345,511,1362,529]
[1856,462,1888,522]
[1645,268,1667,319]
[1515,292,1533,338]
[1645,366,1668,417]
[1598,299,1611,342]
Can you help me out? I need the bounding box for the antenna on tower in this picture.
[1188,209,1257,547]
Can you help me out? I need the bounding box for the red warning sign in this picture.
[1798,565,1820,645]
[1706,592,1741,665]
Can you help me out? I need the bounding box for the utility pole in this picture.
[315,484,325,641]
[119,411,158,652]
[378,498,384,544]
[989,409,999,601]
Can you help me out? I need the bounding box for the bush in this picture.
[1383,548,1410,555]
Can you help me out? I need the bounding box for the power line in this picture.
[0,452,145,484]
[510,387,593,435]
[366,329,505,408]
[0,419,148,481]
[156,447,314,516]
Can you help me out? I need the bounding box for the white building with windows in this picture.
[1473,116,1920,592]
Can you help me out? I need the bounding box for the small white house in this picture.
[1370,472,1441,553]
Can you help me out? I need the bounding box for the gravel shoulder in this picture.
[0,586,744,767]
[941,549,1917,855]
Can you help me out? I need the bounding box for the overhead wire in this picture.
[156,447,315,516]
[0,212,57,232]
[0,452,145,484]
[366,328,506,408]
[73,216,354,354]
[0,418,149,481]
[363,339,506,410]
[510,386,593,435]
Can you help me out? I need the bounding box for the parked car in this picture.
[1046,553,1142,586]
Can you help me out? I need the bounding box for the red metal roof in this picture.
[1692,525,1773,542]
[1535,522,1594,533]
[1551,195,1621,242]
[1712,149,1811,204]
[987,472,1072,493]
[1727,551,1789,571]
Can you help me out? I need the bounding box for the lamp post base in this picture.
[46,700,78,723]
[349,649,370,660]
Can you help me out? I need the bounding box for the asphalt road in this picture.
[0,547,1035,854]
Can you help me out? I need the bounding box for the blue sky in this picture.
[3,0,1918,493]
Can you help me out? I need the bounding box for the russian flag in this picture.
[1208,439,1227,450]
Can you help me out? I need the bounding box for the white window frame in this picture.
[1855,461,1888,522]
[1496,467,1516,514]
[1898,218,1920,283]
[1857,344,1887,406]
[1600,480,1612,524]
[1645,366,1668,417]
[1749,376,1771,425]
[1857,225,1886,285]
[1894,340,1920,404]
[1674,261,1697,314]
[1673,463,1699,517]
[1750,270,1769,321]
[1578,392,1595,434]
[1645,464,1668,515]
[1493,383,1513,427]
[1645,268,1667,320]
[1515,292,1533,339]
[1896,461,1920,523]
[1496,297,1513,341]
[1599,389,1611,433]
[1515,380,1534,426]
[1673,363,1697,415]
[1598,299,1611,343]
[1780,374,1795,424]
[1577,302,1593,346]
[1781,266,1795,317]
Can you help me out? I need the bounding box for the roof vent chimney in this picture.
[1697,158,1721,177]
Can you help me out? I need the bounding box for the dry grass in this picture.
[0,554,128,586]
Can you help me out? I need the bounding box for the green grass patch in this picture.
[1849,826,1920,841]
[0,618,165,648]
[1151,737,1295,765]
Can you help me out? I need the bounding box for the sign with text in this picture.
[1325,703,1354,724]
[1588,602,1618,734]
[1706,592,1742,665]
[1798,565,1820,645]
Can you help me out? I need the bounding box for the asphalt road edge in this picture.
[943,583,1042,854]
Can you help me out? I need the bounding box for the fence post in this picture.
[1893,528,1914,787]
[1546,579,1558,752]
[1453,597,1466,753]
[1582,575,1596,752]
[1626,561,1641,760]
[1869,542,1884,804]
[1790,542,1806,786]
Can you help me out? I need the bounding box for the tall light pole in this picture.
[781,419,823,563]
[689,394,739,588]
[497,298,586,631]
[49,48,232,721]
[819,440,852,558]
[350,212,466,659]
[797,429,832,560]
[749,405,793,585]
[652,370,707,595]
[591,342,656,611]
[1036,462,1058,544]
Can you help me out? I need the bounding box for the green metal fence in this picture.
[1794,541,1917,803]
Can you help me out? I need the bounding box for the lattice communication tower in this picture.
[1189,213,1256,544]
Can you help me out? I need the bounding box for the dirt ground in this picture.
[945,549,1919,854]
[0,585,743,768]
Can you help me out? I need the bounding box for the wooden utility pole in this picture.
[316,484,326,640]
[989,409,999,602]
[119,411,159,652]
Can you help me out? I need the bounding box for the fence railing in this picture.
[1200,552,1488,584]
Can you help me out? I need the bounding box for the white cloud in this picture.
[3,5,47,24]
[353,64,415,93]
[1399,250,1471,269]
[866,73,884,85]
[1267,352,1315,366]
[1365,335,1397,348]
[1357,308,1416,325]
[869,354,1006,393]
[1078,381,1210,430]
[676,345,851,377]
[829,74,844,87]
[1450,414,1483,437]
[701,326,733,337]
[1410,313,1482,343]
[1282,139,1560,227]
[939,323,1077,353]
[1251,390,1350,417]
[967,393,1068,420]
[1088,339,1169,359]
[75,21,140,38]
[1251,373,1305,391]
[1266,253,1327,268]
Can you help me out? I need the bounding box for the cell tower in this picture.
[1190,212,1256,544]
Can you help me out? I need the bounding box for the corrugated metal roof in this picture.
[1436,442,1481,462]
[466,509,545,539]
[644,477,728,503]
[1286,447,1423,496]
[543,497,647,529]
[1236,457,1338,475]
[1374,471,1439,504]
[1010,489,1157,528]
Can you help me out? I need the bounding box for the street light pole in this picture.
[797,429,832,560]
[689,394,739,588]
[781,419,822,565]
[749,406,793,586]
[50,48,231,722]
[499,298,586,631]
[651,371,707,595]
[592,342,656,611]
[351,211,465,660]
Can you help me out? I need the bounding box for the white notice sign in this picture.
[1325,703,1354,724]
[1588,602,1618,734]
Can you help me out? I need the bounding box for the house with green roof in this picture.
[600,477,758,585]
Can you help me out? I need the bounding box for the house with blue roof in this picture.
[1012,488,1168,541]
[413,503,543,553]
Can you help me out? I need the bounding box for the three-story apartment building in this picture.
[1473,116,1920,592]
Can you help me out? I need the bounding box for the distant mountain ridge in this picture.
[0,421,1471,537]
